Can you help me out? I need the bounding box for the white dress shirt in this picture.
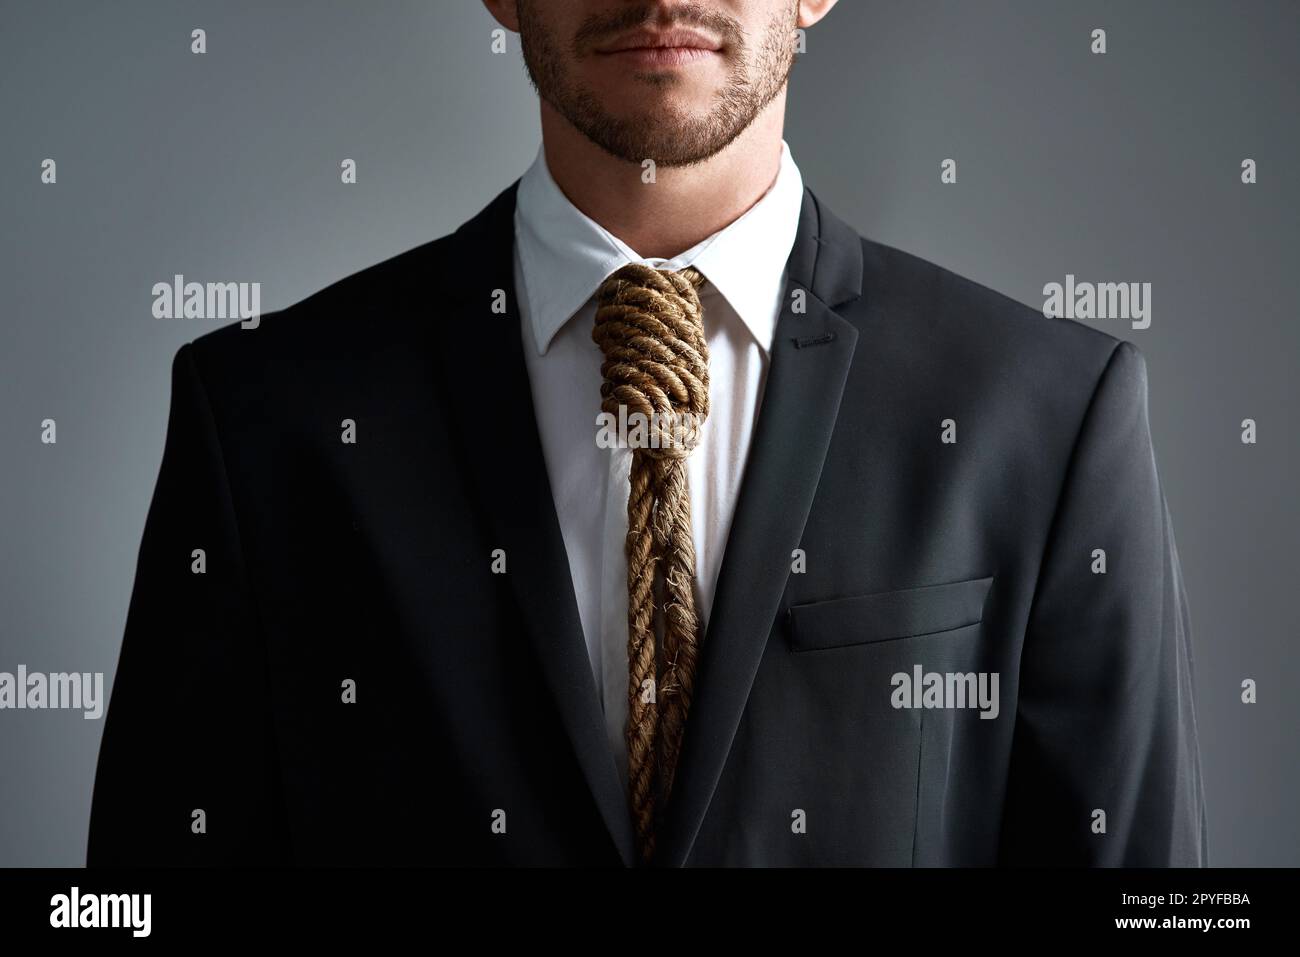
[513,140,805,788]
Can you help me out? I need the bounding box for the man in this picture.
[88,0,1207,867]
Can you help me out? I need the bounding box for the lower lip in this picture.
[598,46,721,68]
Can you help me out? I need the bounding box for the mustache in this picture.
[572,2,743,53]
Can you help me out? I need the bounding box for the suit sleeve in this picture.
[999,341,1208,866]
[88,343,289,865]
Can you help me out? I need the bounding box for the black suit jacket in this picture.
[88,182,1207,867]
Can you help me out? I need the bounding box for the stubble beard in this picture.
[518,2,798,168]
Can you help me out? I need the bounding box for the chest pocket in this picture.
[786,576,994,652]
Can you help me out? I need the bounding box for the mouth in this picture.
[593,27,724,67]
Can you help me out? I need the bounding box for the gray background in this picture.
[1,1,1295,866]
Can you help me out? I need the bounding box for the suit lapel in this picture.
[428,182,863,868]
[655,188,865,866]
[433,182,637,867]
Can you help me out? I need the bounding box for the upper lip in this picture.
[596,27,722,53]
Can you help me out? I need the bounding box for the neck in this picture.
[540,92,787,260]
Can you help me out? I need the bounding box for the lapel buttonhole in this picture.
[792,332,837,349]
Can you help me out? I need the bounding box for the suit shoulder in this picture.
[858,236,1124,369]
[173,231,465,433]
[186,231,461,370]
[857,235,1123,351]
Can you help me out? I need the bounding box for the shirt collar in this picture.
[514,140,805,357]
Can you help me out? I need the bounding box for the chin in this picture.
[605,87,718,120]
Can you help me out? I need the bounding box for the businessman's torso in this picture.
[165,184,1125,866]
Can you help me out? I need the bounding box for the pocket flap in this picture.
[787,576,994,652]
